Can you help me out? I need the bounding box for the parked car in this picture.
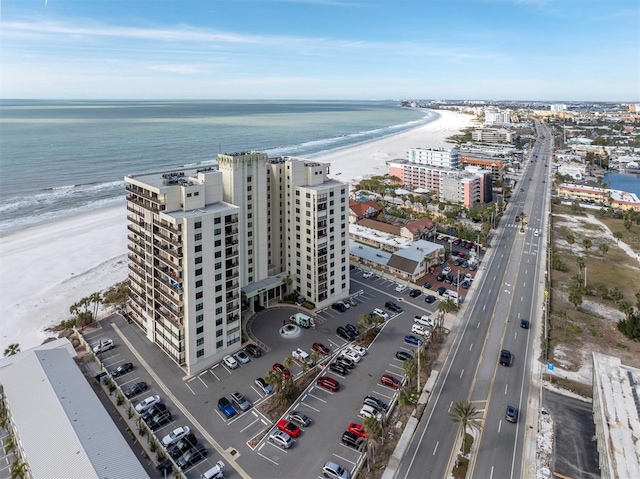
[168,433,197,458]
[348,422,367,438]
[520,318,530,329]
[124,381,147,398]
[148,411,173,431]
[255,377,273,394]
[230,391,252,412]
[272,363,291,377]
[322,461,350,479]
[111,362,133,377]
[245,344,263,358]
[277,419,301,438]
[316,376,339,392]
[141,402,167,422]
[424,294,436,303]
[201,461,225,479]
[345,323,361,338]
[437,273,446,281]
[269,430,294,449]
[336,326,356,341]
[380,374,401,389]
[288,411,312,428]
[156,458,173,475]
[135,395,161,413]
[176,444,207,470]
[395,351,413,362]
[422,281,432,289]
[460,280,471,289]
[329,362,349,376]
[453,258,463,266]
[235,350,251,364]
[469,263,478,271]
[359,404,383,421]
[223,355,238,369]
[292,348,314,366]
[312,342,331,355]
[436,286,447,295]
[362,271,374,279]
[462,260,469,268]
[217,397,237,419]
[395,283,407,292]
[404,335,423,346]
[409,289,421,298]
[340,348,361,363]
[331,301,347,312]
[500,349,512,366]
[414,315,435,328]
[348,345,367,357]
[384,301,403,313]
[335,355,355,369]
[92,339,114,354]
[445,273,454,284]
[162,426,191,447]
[363,395,388,411]
[342,431,366,450]
[505,405,518,423]
[373,308,391,320]
[411,324,431,338]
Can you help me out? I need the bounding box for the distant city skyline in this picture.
[2,0,639,101]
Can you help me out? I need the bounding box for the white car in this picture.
[359,404,383,421]
[223,355,238,369]
[534,229,540,237]
[135,395,161,413]
[442,266,452,274]
[162,426,191,447]
[340,350,361,363]
[292,348,314,366]
[362,271,374,279]
[372,308,390,320]
[92,339,114,354]
[436,234,445,240]
[269,430,294,449]
[411,324,431,338]
[348,345,367,357]
[465,273,472,281]
[201,461,225,479]
[414,315,435,328]
[395,284,407,292]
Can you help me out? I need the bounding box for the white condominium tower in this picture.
[125,153,348,375]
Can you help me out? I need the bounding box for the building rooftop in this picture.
[0,347,149,479]
[592,352,640,479]
[125,165,218,190]
[349,239,392,266]
[391,239,444,263]
[166,200,239,221]
[349,223,412,249]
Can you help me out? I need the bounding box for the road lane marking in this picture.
[448,401,453,412]
[498,420,502,433]
[433,441,439,455]
[469,343,473,351]
[209,370,220,381]
[505,384,508,395]
[521,296,523,302]
[483,304,486,311]
[477,322,481,328]
[301,403,320,412]
[460,369,464,378]
[504,289,511,294]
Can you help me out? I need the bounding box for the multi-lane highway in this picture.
[397,122,553,479]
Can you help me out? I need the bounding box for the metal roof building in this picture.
[0,347,149,479]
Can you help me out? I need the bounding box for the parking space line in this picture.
[185,382,196,395]
[240,417,261,433]
[333,452,357,465]
[307,392,328,403]
[388,363,404,371]
[118,376,140,387]
[372,390,394,400]
[209,369,220,381]
[299,402,320,413]
[257,452,278,465]
[197,376,208,388]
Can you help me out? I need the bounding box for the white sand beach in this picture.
[0,109,476,351]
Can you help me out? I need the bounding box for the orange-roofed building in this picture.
[349,200,381,223]
[459,156,505,182]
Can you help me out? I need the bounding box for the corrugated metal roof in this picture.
[0,349,150,479]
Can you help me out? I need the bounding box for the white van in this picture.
[201,460,225,479]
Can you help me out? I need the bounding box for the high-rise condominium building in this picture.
[124,153,348,375]
[406,147,460,168]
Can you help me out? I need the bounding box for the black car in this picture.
[336,326,356,341]
[445,273,454,284]
[176,444,207,469]
[453,258,463,266]
[124,381,148,398]
[245,344,263,358]
[408,289,421,298]
[520,318,530,329]
[424,294,436,304]
[395,351,413,362]
[168,433,198,458]
[345,323,361,337]
[335,356,355,369]
[332,302,347,312]
[156,458,174,475]
[148,410,173,430]
[363,395,388,411]
[436,286,447,295]
[422,281,431,289]
[342,431,365,450]
[111,362,133,377]
[329,362,349,376]
[141,403,167,422]
[500,349,512,366]
[385,301,403,313]
[437,273,446,282]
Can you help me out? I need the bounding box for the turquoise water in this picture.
[0,100,434,233]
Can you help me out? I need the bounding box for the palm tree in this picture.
[565,233,575,246]
[3,344,20,357]
[618,301,635,320]
[575,256,585,273]
[582,239,592,256]
[596,284,609,299]
[598,243,609,259]
[519,212,527,232]
[402,359,417,386]
[89,292,102,321]
[610,287,624,303]
[9,460,27,479]
[613,231,624,245]
[568,290,583,310]
[363,416,382,472]
[447,399,483,443]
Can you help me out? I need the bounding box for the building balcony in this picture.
[153,239,183,259]
[318,273,327,283]
[225,238,238,246]
[225,227,239,235]
[129,292,146,311]
[225,247,239,257]
[127,214,145,227]
[129,272,146,291]
[318,248,327,257]
[128,252,146,269]
[225,260,239,269]
[128,234,146,248]
[127,186,163,204]
[126,205,145,218]
[155,252,183,273]
[127,195,162,213]
[226,301,238,312]
[153,227,181,246]
[154,298,183,322]
[153,219,181,235]
[317,203,327,211]
[155,263,182,283]
[154,270,184,293]
[226,271,239,280]
[226,292,239,301]
[127,262,145,279]
[225,217,239,225]
[154,281,183,306]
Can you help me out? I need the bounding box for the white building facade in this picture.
[406,148,460,168]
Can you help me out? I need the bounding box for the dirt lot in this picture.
[547,204,640,389]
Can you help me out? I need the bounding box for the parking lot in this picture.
[82,260,481,478]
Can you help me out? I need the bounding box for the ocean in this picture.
[0,100,435,235]
[603,171,640,196]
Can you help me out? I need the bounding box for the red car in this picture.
[312,342,330,355]
[272,363,291,377]
[316,376,339,392]
[277,419,301,438]
[348,423,367,438]
[381,374,401,389]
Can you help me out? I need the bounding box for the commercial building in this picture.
[591,352,640,479]
[484,108,513,125]
[471,128,514,144]
[406,147,460,168]
[125,153,348,374]
[557,183,640,210]
[459,156,505,182]
[0,341,149,479]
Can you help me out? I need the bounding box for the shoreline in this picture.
[0,109,476,351]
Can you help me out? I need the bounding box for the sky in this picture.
[1,0,639,101]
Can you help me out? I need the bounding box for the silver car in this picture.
[230,391,251,412]
[269,430,293,449]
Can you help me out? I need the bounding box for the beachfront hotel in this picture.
[124,153,348,375]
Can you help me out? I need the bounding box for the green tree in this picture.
[402,359,418,386]
[575,256,585,273]
[598,243,609,259]
[568,290,583,310]
[447,400,483,443]
[613,231,624,245]
[565,234,575,246]
[624,219,632,232]
[89,291,102,322]
[363,416,383,473]
[3,344,20,357]
[618,301,635,320]
[582,239,592,256]
[610,287,624,303]
[596,284,609,299]
[9,460,27,479]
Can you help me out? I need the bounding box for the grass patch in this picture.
[452,455,469,479]
[462,433,473,454]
